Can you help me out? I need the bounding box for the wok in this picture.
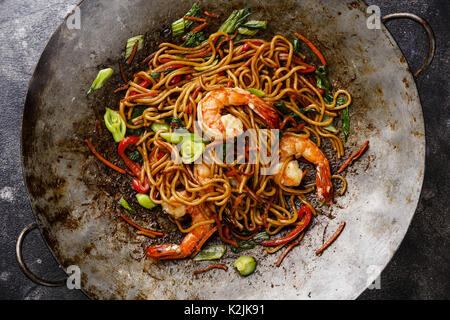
[17,0,434,299]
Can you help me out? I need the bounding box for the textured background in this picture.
[0,0,448,300]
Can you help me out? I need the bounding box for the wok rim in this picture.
[19,0,426,300]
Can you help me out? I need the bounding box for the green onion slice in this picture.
[193,245,227,261]
[119,197,135,214]
[125,35,144,59]
[136,193,157,209]
[247,88,265,97]
[104,108,126,142]
[87,68,114,96]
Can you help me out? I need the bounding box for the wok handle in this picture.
[16,223,66,287]
[382,12,436,78]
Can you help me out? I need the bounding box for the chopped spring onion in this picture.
[136,193,157,209]
[150,122,170,132]
[194,58,218,71]
[87,68,114,96]
[125,35,144,59]
[234,256,256,276]
[181,138,205,164]
[218,5,251,34]
[171,3,201,37]
[241,20,267,30]
[104,108,126,142]
[339,98,350,142]
[119,197,135,214]
[247,88,265,97]
[237,27,259,36]
[193,245,227,261]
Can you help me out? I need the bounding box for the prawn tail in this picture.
[316,164,334,203]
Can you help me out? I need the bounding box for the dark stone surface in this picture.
[0,0,448,300]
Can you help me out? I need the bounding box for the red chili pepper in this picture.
[261,205,312,247]
[242,42,250,52]
[169,74,183,85]
[118,136,149,193]
[129,80,151,97]
[132,177,149,193]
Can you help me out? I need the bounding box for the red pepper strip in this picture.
[276,241,300,267]
[128,80,151,97]
[169,74,183,85]
[119,62,128,84]
[183,16,206,22]
[242,42,251,52]
[223,225,232,240]
[294,32,327,66]
[261,205,312,247]
[126,40,139,66]
[278,53,316,73]
[132,177,149,193]
[204,10,219,18]
[119,214,164,237]
[141,51,157,65]
[95,120,102,136]
[114,84,129,93]
[118,137,141,175]
[315,221,346,255]
[118,137,149,193]
[280,116,298,129]
[191,22,208,34]
[337,141,369,173]
[85,139,126,174]
[193,264,228,275]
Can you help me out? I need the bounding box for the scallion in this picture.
[247,88,265,97]
[87,68,114,96]
[104,108,126,142]
[125,35,144,59]
[218,5,251,34]
[119,197,135,214]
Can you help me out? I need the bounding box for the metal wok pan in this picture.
[18,0,434,299]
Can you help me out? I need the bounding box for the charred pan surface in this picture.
[21,0,425,300]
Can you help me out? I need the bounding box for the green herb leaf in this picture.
[183,32,207,48]
[293,38,301,55]
[342,106,349,142]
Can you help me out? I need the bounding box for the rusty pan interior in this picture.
[21,0,425,299]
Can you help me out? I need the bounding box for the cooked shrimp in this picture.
[146,164,217,260]
[197,87,280,139]
[278,133,333,203]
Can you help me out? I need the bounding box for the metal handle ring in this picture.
[382,12,436,78]
[16,223,66,287]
